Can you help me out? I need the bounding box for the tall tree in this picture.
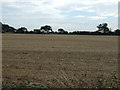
[2,24,16,33]
[16,27,28,33]
[40,25,53,33]
[58,28,68,34]
[115,29,120,35]
[97,23,110,34]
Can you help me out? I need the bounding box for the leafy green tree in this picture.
[0,22,2,33]
[2,24,16,33]
[58,28,68,34]
[16,27,28,33]
[97,23,110,34]
[115,29,120,35]
[40,25,53,33]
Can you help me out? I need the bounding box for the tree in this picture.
[16,27,28,33]
[97,23,110,34]
[34,29,41,34]
[58,28,68,34]
[40,25,53,33]
[2,24,16,33]
[0,22,2,33]
[115,29,120,35]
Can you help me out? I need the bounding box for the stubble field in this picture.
[2,34,118,88]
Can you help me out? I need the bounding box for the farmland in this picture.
[2,34,118,88]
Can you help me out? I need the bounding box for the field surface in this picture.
[2,34,118,88]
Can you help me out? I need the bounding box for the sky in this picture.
[0,0,119,32]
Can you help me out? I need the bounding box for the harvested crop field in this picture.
[2,34,119,88]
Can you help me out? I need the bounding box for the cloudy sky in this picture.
[1,0,119,31]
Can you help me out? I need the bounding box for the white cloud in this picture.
[87,10,96,12]
[1,0,119,31]
[99,12,118,18]
[75,0,119,5]
[2,0,119,18]
[2,0,64,19]
[88,16,107,20]
[74,15,107,20]
[74,15,85,18]
[2,0,17,2]
[75,6,91,11]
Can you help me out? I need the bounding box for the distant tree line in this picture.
[1,22,120,35]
